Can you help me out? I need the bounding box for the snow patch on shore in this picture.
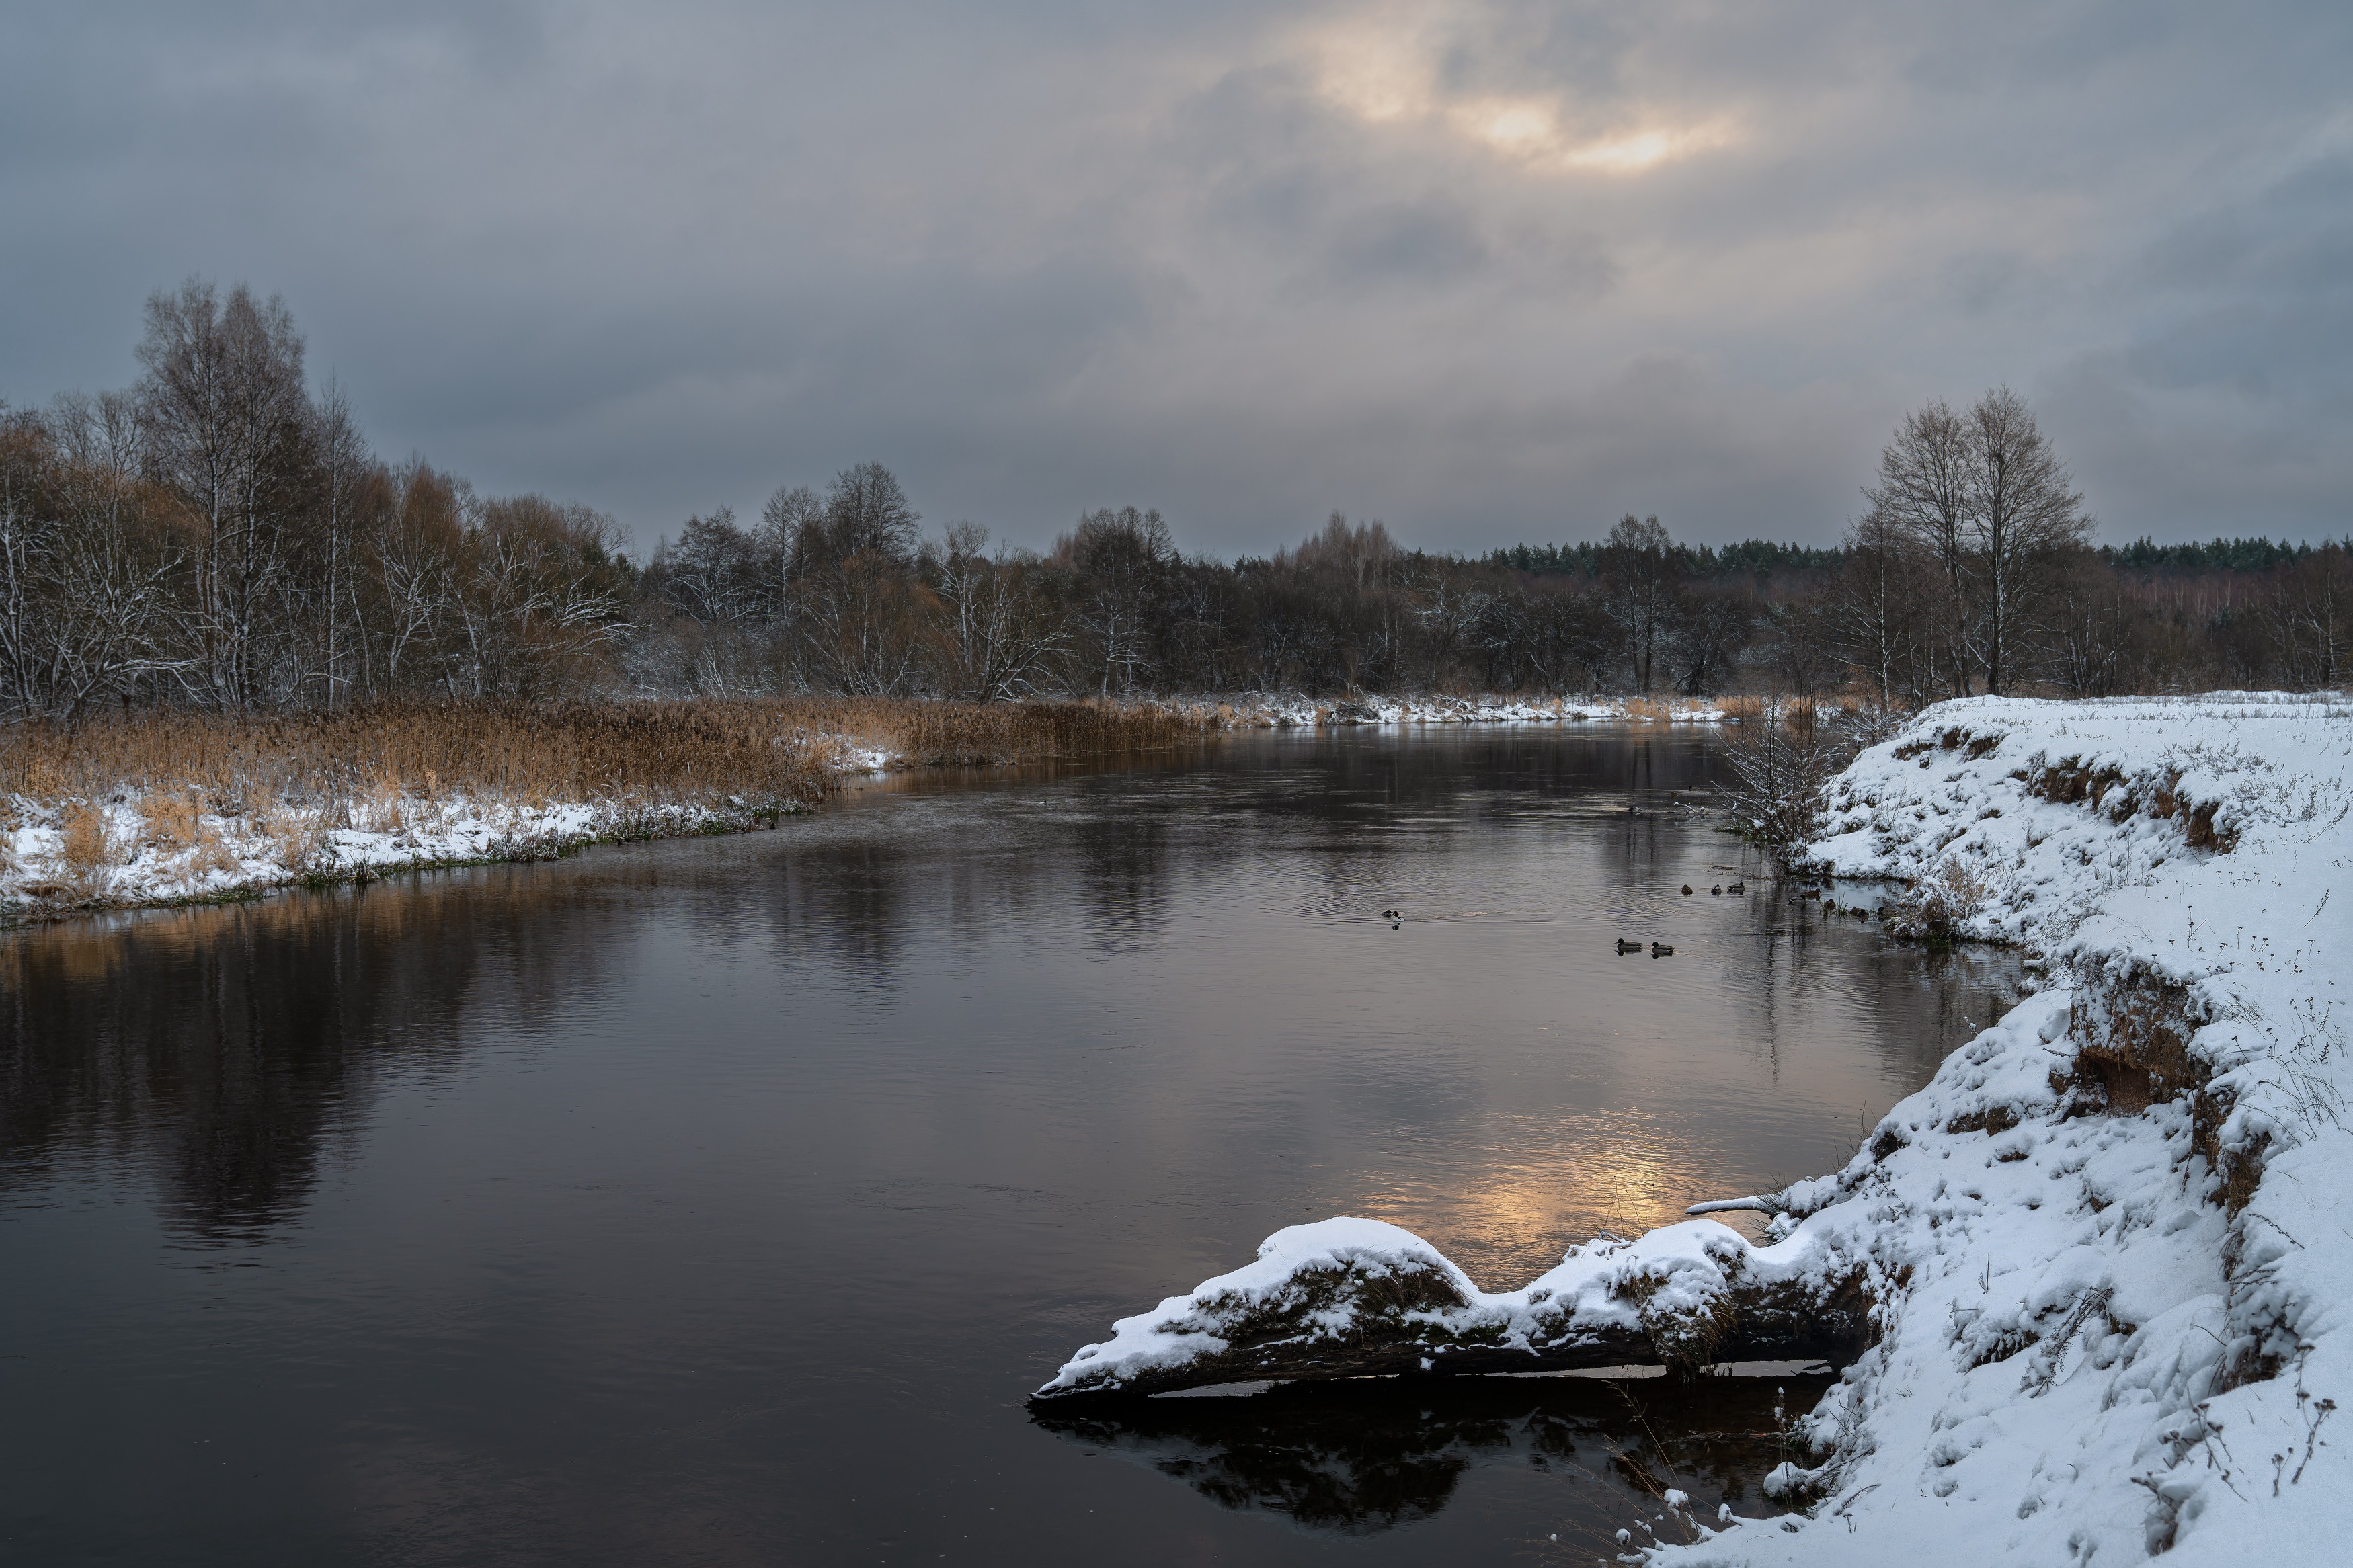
[0,791,805,915]
[1221,692,1735,727]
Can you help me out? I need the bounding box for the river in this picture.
[0,728,2021,1565]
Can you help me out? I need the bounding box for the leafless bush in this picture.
[1887,860,1991,942]
[1831,702,1908,750]
[1715,699,1852,848]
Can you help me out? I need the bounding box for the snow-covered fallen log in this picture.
[1032,1218,1874,1400]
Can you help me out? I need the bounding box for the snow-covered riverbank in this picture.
[1035,692,2352,1565]
[0,792,804,915]
[0,744,902,921]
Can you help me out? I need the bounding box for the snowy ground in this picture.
[0,743,898,919]
[0,790,810,915]
[1220,692,1734,726]
[1037,693,2352,1565]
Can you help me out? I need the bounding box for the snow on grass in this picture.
[1220,692,1742,726]
[1035,692,2352,1565]
[0,789,807,913]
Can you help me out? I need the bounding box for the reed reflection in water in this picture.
[0,729,2021,1565]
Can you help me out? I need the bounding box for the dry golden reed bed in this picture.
[0,697,1215,812]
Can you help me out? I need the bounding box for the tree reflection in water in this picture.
[1031,1371,1832,1537]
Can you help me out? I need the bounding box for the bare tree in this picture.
[1064,506,1175,695]
[1966,387,2090,694]
[0,407,186,717]
[1668,583,1760,695]
[799,552,931,695]
[308,381,374,707]
[368,461,468,694]
[1862,399,1975,698]
[136,279,316,708]
[930,522,1065,700]
[456,496,630,698]
[2040,544,2139,696]
[756,484,820,611]
[789,462,921,577]
[2266,542,2352,690]
[1832,506,1934,708]
[657,509,766,630]
[1599,513,1681,691]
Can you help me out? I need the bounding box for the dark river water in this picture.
[0,729,2021,1565]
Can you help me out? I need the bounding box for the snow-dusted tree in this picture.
[1715,697,1845,847]
[456,495,631,698]
[0,405,186,718]
[929,522,1065,701]
[135,280,316,708]
[2265,542,2352,690]
[308,381,374,707]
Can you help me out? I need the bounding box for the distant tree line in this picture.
[3,282,2346,720]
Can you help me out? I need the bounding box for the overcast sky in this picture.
[5,1,2348,556]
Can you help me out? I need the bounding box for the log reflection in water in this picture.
[1030,1372,1831,1536]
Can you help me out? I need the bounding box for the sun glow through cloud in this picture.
[1302,2,1737,175]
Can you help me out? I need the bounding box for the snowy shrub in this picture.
[1885,858,1988,942]
[1716,699,1860,848]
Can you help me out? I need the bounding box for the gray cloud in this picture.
[4,0,2348,556]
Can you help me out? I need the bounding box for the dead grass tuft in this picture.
[1715,694,1766,723]
[267,811,327,874]
[139,793,210,854]
[56,801,117,897]
[1621,696,1674,724]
